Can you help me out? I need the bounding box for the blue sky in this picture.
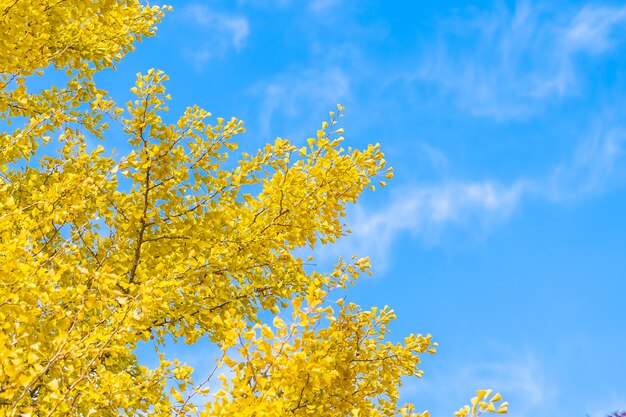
[111,1,626,416]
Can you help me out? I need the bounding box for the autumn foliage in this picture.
[0,1,508,416]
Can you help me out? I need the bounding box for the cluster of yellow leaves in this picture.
[0,0,167,164]
[204,262,436,417]
[454,390,508,417]
[0,1,508,416]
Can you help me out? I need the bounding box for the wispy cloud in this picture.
[249,67,351,140]
[402,348,556,417]
[547,123,626,200]
[236,0,291,7]
[178,4,250,69]
[236,0,343,13]
[347,180,527,264]
[414,1,626,119]
[318,117,626,269]
[565,5,626,54]
[309,0,342,13]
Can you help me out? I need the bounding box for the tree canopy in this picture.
[0,1,508,416]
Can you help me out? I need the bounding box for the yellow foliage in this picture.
[454,390,509,417]
[0,1,507,416]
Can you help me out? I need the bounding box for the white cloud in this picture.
[316,180,528,270]
[547,123,626,201]
[315,117,626,269]
[355,180,524,237]
[565,5,626,54]
[249,67,351,139]
[401,348,556,417]
[414,1,626,119]
[310,0,342,13]
[236,0,291,7]
[236,0,341,12]
[179,4,250,69]
[416,142,449,172]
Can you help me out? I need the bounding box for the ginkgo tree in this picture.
[0,1,508,416]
